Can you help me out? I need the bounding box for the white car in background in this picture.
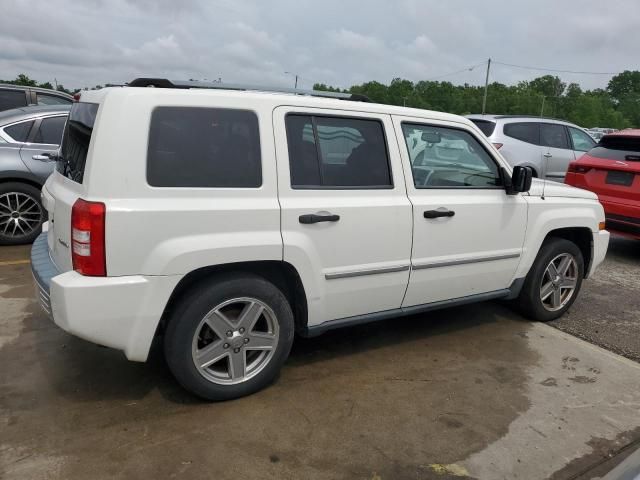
[467,115,596,181]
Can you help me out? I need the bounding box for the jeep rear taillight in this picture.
[71,199,106,276]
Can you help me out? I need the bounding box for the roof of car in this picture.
[80,84,473,128]
[603,129,640,138]
[0,83,73,99]
[466,114,574,123]
[0,104,71,125]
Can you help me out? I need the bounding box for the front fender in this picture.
[515,196,602,279]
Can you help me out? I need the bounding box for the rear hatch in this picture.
[43,101,99,272]
[568,134,640,205]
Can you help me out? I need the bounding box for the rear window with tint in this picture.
[0,89,28,111]
[147,107,261,188]
[58,103,99,183]
[470,119,496,137]
[587,135,640,161]
[503,122,539,145]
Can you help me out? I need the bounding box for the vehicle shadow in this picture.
[26,299,529,406]
[607,234,640,262]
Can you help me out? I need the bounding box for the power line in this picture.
[425,61,487,81]
[493,60,618,76]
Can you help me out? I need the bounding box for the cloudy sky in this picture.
[1,0,638,91]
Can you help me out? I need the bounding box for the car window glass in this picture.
[568,127,595,152]
[4,120,34,142]
[402,123,501,188]
[503,122,539,145]
[59,102,99,183]
[147,106,262,188]
[33,116,67,144]
[470,119,496,136]
[540,123,570,149]
[0,89,28,111]
[286,115,392,188]
[36,93,72,106]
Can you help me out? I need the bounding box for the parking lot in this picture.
[1,236,639,480]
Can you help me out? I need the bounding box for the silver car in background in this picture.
[0,105,70,244]
[467,115,596,181]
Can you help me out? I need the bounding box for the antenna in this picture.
[541,152,551,200]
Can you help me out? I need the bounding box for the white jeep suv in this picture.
[31,79,609,400]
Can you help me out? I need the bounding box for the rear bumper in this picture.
[31,233,182,361]
[601,199,640,239]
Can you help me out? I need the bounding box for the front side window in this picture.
[33,116,67,144]
[402,123,501,188]
[4,120,34,142]
[503,122,539,145]
[568,127,596,152]
[286,114,392,188]
[540,123,570,149]
[147,107,261,188]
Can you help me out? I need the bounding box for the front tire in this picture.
[517,238,584,322]
[164,273,295,401]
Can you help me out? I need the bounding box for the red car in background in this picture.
[565,129,640,240]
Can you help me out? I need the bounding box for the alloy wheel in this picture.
[191,297,279,385]
[0,192,43,239]
[539,253,578,312]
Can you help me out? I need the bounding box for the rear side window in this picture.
[470,119,496,137]
[540,123,570,149]
[587,135,640,161]
[36,93,72,106]
[0,89,28,111]
[503,122,539,145]
[285,114,392,188]
[59,103,99,183]
[33,116,67,144]
[147,107,261,188]
[568,127,595,152]
[4,120,34,142]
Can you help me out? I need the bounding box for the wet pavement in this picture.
[1,239,639,480]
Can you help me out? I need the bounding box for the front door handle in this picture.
[424,209,455,219]
[299,213,340,224]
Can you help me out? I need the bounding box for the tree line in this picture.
[315,71,640,129]
[3,71,639,129]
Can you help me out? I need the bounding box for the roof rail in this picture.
[127,78,371,102]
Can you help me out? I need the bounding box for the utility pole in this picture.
[481,58,491,115]
[54,78,58,90]
[540,96,546,117]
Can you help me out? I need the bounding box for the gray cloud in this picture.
[0,0,638,91]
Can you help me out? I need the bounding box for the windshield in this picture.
[58,102,99,183]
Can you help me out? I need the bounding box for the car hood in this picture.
[527,178,598,200]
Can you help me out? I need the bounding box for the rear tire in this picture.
[164,273,295,401]
[0,182,45,245]
[516,238,584,322]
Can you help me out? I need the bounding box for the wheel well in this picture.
[157,261,308,337]
[0,177,43,191]
[544,227,593,276]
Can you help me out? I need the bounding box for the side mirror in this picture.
[506,166,533,194]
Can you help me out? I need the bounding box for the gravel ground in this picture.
[550,234,640,362]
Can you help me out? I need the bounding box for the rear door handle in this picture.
[543,153,553,158]
[299,213,340,224]
[424,209,455,219]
